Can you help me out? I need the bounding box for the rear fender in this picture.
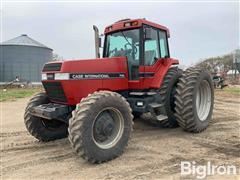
[150,58,179,89]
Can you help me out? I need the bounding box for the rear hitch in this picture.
[29,103,72,124]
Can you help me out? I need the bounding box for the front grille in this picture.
[43,63,62,72]
[42,82,67,102]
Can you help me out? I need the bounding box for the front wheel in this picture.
[24,92,68,141]
[68,91,133,163]
[174,67,214,132]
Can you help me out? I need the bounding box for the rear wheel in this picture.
[24,92,68,141]
[174,67,214,132]
[68,91,133,163]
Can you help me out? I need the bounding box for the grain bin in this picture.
[0,34,53,83]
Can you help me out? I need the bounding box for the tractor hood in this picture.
[41,57,129,105]
[42,57,128,78]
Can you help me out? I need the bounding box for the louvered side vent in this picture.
[42,63,62,72]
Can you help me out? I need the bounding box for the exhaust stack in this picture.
[93,25,100,58]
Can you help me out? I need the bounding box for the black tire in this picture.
[24,92,68,141]
[146,67,182,128]
[68,91,133,163]
[174,67,214,133]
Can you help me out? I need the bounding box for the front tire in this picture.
[174,67,214,132]
[68,91,133,163]
[24,92,68,141]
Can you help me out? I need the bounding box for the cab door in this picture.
[127,29,143,89]
[142,25,170,89]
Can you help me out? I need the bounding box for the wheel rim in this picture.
[92,107,124,149]
[196,80,212,121]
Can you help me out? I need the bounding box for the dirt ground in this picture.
[1,90,240,179]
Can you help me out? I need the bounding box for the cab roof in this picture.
[104,18,170,37]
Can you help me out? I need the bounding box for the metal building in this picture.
[0,34,53,83]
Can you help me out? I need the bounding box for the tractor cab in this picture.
[100,19,171,81]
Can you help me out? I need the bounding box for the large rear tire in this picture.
[68,91,133,163]
[24,92,68,141]
[174,67,214,132]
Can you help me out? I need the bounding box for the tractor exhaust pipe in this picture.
[93,25,101,58]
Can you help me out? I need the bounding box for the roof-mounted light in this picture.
[124,21,138,27]
[124,22,131,27]
[108,26,112,31]
[131,21,138,26]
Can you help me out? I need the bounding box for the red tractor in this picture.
[24,19,214,163]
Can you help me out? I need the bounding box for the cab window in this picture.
[158,30,169,58]
[104,29,140,80]
[144,27,160,66]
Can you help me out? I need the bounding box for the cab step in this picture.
[129,92,145,96]
[149,103,164,109]
[129,92,157,96]
[148,102,168,121]
[156,115,168,121]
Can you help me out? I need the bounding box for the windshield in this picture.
[104,29,140,62]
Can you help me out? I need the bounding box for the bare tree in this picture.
[52,53,63,61]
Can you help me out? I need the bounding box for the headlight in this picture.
[54,73,70,80]
[41,73,47,80]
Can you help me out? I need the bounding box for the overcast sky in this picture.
[1,1,239,65]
